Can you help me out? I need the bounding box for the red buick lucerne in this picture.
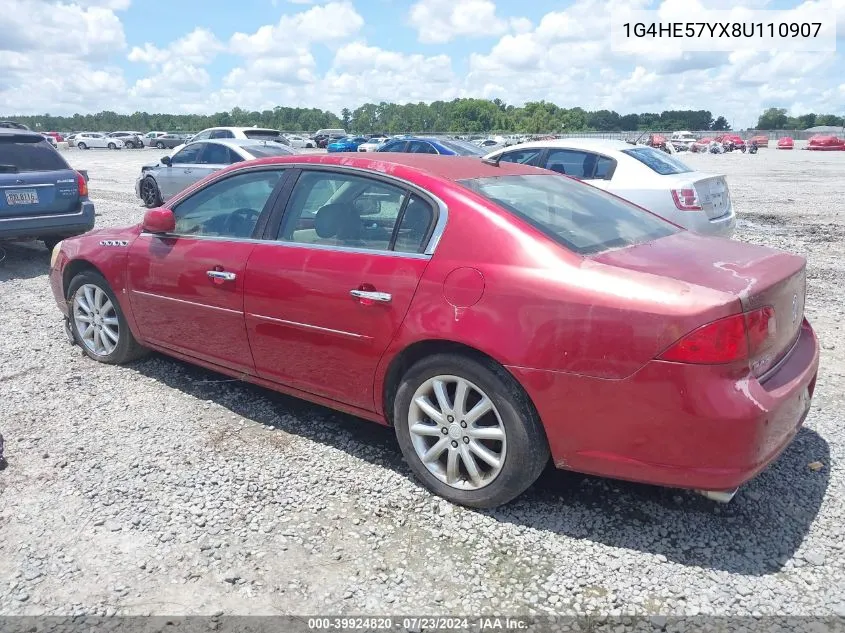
[48,154,819,508]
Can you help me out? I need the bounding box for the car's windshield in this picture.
[622,146,693,175]
[459,174,678,255]
[437,139,485,156]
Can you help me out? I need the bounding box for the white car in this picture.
[284,134,315,149]
[74,132,124,150]
[670,131,698,150]
[170,126,289,155]
[484,138,735,238]
[357,136,388,152]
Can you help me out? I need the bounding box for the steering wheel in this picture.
[225,207,261,237]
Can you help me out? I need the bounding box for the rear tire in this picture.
[67,271,148,364]
[156,141,165,149]
[394,353,549,509]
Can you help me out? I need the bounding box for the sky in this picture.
[1,0,843,128]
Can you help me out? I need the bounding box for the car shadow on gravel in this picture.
[0,241,52,281]
[132,354,830,578]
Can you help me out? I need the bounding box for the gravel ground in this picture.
[0,146,843,618]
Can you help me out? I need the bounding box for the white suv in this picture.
[170,127,291,155]
[74,133,124,150]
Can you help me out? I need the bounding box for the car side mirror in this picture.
[161,156,172,166]
[142,208,175,234]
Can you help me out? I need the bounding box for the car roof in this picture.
[222,153,544,182]
[202,126,280,133]
[0,128,45,140]
[191,138,290,149]
[499,138,636,152]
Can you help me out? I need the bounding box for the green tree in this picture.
[756,107,788,129]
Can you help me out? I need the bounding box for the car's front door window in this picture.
[279,171,423,251]
[170,145,203,165]
[498,148,543,166]
[172,169,285,238]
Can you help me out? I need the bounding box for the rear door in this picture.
[0,134,79,218]
[243,168,438,410]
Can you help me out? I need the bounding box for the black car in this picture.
[108,131,144,149]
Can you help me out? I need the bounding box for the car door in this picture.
[193,142,239,181]
[243,168,437,411]
[157,144,205,199]
[127,167,290,374]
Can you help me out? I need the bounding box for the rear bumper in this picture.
[0,201,95,240]
[510,319,820,492]
[685,209,736,239]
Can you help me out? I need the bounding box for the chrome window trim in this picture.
[248,313,370,340]
[165,161,449,257]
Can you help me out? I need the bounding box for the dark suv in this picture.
[0,129,95,250]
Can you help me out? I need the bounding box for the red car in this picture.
[715,134,746,151]
[777,137,795,150]
[48,154,819,508]
[45,131,64,142]
[805,135,845,151]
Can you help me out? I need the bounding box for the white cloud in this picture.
[229,1,364,56]
[128,28,224,66]
[0,0,843,127]
[409,0,508,43]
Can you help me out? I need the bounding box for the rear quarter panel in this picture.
[373,180,740,414]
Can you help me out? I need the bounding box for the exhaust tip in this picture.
[697,488,738,503]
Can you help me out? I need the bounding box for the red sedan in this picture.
[48,154,819,508]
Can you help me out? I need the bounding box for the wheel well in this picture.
[382,340,514,426]
[62,259,101,298]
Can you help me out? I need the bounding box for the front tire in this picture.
[77,142,87,150]
[108,142,116,149]
[67,271,148,364]
[140,176,162,208]
[394,353,549,508]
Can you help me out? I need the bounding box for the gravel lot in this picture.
[1,146,843,618]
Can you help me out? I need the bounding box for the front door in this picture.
[156,144,204,199]
[127,167,288,374]
[243,169,437,410]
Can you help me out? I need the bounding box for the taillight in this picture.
[659,307,777,364]
[76,171,88,197]
[670,187,701,210]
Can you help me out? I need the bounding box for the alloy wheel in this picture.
[140,178,159,206]
[407,375,506,490]
[72,283,120,357]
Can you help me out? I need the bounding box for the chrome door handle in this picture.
[207,270,236,281]
[350,289,391,303]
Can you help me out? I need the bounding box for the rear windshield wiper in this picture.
[0,164,20,174]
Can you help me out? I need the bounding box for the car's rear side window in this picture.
[459,174,678,255]
[621,147,692,175]
[0,136,69,172]
[246,145,295,158]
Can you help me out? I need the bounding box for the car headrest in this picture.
[314,203,346,238]
[548,163,567,175]
[402,199,431,231]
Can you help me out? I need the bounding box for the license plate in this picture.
[5,189,39,205]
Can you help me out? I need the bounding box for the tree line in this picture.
[4,99,839,134]
[755,108,844,130]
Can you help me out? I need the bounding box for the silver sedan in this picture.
[135,139,297,208]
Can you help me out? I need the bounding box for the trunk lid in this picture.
[594,231,806,377]
[692,175,731,220]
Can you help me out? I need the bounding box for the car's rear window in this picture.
[0,136,70,172]
[245,145,295,158]
[437,139,485,156]
[459,174,678,255]
[243,129,282,141]
[621,147,692,175]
